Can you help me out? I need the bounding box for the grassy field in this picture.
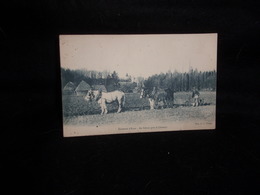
[62,91,216,117]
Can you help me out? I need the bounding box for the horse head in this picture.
[85,90,95,101]
[85,89,103,102]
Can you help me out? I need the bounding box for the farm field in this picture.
[64,105,215,126]
[62,91,216,136]
[62,91,216,117]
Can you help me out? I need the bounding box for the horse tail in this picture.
[122,93,126,108]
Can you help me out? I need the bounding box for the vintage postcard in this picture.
[60,34,217,137]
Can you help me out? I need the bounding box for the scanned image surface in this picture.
[60,34,217,137]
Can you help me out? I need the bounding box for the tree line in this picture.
[61,67,216,92]
[144,69,216,91]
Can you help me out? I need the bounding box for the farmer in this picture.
[148,87,157,110]
[192,87,200,107]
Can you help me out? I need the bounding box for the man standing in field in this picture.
[148,87,157,110]
[192,87,200,107]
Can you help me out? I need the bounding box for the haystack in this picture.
[75,80,91,96]
[63,82,76,95]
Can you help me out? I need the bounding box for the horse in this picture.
[85,89,125,115]
[140,87,174,109]
[140,88,155,109]
[164,88,175,107]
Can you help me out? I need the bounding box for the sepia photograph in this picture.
[60,34,217,137]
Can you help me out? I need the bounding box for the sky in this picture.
[60,34,217,78]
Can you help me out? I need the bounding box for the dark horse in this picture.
[140,87,174,109]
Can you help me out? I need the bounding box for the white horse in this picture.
[85,89,125,115]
